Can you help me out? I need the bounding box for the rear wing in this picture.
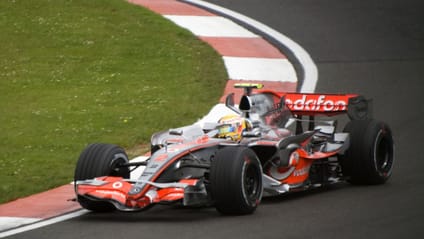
[282,93,373,120]
[228,84,373,120]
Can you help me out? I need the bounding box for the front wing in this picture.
[75,176,207,211]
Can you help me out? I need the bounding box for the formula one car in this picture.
[74,83,394,215]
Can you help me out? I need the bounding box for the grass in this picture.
[0,0,227,203]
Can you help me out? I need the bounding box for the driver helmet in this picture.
[217,115,252,141]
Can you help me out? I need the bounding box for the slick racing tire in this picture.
[210,146,263,215]
[340,119,394,184]
[74,143,130,212]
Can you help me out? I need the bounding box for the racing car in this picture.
[74,83,394,215]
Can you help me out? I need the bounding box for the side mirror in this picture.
[225,93,235,108]
[225,93,241,114]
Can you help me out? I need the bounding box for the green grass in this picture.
[0,0,227,203]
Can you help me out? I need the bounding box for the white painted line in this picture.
[164,15,258,38]
[181,0,318,93]
[0,217,41,232]
[0,155,148,236]
[223,56,297,82]
[0,210,88,238]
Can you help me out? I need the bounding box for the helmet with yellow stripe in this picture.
[217,115,252,141]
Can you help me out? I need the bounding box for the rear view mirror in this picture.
[225,93,241,114]
[225,93,235,108]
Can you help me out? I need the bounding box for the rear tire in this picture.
[74,143,130,212]
[210,147,263,215]
[340,119,394,184]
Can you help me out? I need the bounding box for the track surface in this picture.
[6,0,424,238]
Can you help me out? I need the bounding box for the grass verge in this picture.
[0,0,227,203]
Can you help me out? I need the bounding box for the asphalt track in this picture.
[4,0,424,238]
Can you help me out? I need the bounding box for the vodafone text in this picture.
[285,95,348,111]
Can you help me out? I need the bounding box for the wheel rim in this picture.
[242,161,262,205]
[109,153,130,178]
[374,131,393,175]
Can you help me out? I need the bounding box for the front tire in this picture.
[210,147,263,215]
[74,143,130,212]
[340,119,394,184]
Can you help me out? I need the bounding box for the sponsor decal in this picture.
[112,181,123,189]
[196,135,210,144]
[269,166,295,180]
[293,165,311,177]
[94,190,126,200]
[167,142,195,153]
[285,94,349,112]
